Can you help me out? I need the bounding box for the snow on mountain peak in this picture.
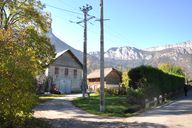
[144,40,192,52]
[89,40,192,61]
[104,46,143,60]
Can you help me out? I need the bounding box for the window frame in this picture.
[65,68,68,76]
[55,67,59,75]
[74,69,77,78]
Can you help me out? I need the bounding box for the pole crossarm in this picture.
[76,16,95,24]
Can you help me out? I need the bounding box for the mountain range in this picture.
[48,30,192,78]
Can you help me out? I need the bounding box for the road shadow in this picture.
[139,90,192,117]
[40,118,168,128]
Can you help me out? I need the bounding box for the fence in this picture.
[145,95,164,109]
[145,89,185,109]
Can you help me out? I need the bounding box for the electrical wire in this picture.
[45,2,131,48]
[45,4,83,15]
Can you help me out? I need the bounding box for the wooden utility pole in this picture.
[100,0,105,112]
[80,4,93,97]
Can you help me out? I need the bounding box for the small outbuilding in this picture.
[87,68,122,91]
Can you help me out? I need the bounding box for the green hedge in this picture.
[128,65,185,98]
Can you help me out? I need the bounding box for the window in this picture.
[55,67,59,75]
[74,69,77,78]
[65,68,68,76]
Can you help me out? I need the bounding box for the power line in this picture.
[45,4,83,15]
[45,3,132,49]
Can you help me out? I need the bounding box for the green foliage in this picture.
[0,0,51,32]
[0,29,38,127]
[0,1,55,127]
[158,63,184,77]
[126,88,145,105]
[121,71,129,88]
[128,65,185,99]
[96,87,126,96]
[104,88,119,96]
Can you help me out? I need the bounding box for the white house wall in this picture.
[48,65,82,92]
[45,51,83,93]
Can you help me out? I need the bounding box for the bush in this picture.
[96,88,119,96]
[128,65,185,98]
[105,88,119,96]
[126,88,145,105]
[123,105,141,113]
[96,88,127,96]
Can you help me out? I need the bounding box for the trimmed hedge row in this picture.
[128,65,185,98]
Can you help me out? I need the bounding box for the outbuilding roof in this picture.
[87,68,120,79]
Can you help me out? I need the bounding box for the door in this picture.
[65,79,71,93]
[59,79,71,94]
[59,80,65,94]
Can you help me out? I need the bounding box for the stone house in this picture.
[45,49,83,93]
[87,68,122,91]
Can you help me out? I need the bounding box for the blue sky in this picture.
[41,0,192,52]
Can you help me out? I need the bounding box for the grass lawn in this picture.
[39,94,66,103]
[72,94,141,117]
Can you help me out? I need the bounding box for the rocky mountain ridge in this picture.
[89,41,192,61]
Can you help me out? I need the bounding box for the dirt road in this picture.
[34,92,192,128]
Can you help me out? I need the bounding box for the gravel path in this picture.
[34,92,192,128]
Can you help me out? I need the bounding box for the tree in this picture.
[121,71,129,88]
[158,63,184,76]
[0,0,51,31]
[0,1,55,127]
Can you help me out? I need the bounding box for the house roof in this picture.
[55,49,83,68]
[55,49,69,58]
[87,68,120,79]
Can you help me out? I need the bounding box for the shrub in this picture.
[96,87,127,96]
[127,88,145,105]
[128,65,185,98]
[105,88,120,96]
[96,88,119,96]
